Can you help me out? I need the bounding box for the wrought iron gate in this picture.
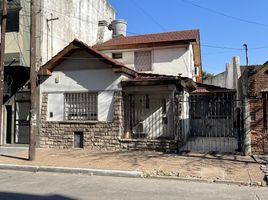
[180,93,243,153]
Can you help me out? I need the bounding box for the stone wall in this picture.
[39,91,178,152]
[39,91,123,151]
[120,139,178,153]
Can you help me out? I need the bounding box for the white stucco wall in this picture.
[41,51,126,122]
[41,0,115,63]
[5,0,115,67]
[102,45,195,78]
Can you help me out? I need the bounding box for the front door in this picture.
[14,91,30,144]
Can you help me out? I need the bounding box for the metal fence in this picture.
[180,93,243,153]
[124,93,176,140]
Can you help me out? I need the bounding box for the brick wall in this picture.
[248,70,268,154]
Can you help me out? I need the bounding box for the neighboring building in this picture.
[94,29,203,83]
[0,0,115,146]
[3,0,115,68]
[239,62,268,154]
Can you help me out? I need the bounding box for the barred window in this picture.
[134,51,152,71]
[64,93,98,121]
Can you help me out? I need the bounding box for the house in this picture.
[204,57,268,155]
[0,0,115,146]
[38,39,197,151]
[94,29,203,83]
[37,31,243,154]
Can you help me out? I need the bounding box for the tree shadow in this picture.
[0,192,75,200]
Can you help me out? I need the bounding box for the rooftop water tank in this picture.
[111,19,127,38]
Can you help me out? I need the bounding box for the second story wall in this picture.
[102,44,195,79]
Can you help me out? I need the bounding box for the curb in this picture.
[145,176,264,187]
[0,164,264,187]
[0,164,143,178]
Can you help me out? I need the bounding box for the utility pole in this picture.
[0,0,7,145]
[29,0,37,161]
[243,44,248,66]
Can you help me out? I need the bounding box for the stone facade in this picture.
[120,139,178,153]
[39,91,178,152]
[246,66,268,154]
[39,91,123,151]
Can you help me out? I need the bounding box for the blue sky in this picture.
[108,0,268,74]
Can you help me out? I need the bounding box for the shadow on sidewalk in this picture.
[0,192,75,200]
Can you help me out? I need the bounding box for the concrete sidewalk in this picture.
[0,148,265,185]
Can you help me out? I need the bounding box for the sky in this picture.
[108,0,268,74]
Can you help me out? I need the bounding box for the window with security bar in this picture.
[64,93,98,121]
[134,51,152,71]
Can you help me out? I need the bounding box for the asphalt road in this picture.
[0,170,267,200]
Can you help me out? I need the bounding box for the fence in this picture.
[180,93,243,153]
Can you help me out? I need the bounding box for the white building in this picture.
[94,29,203,83]
[4,0,115,68]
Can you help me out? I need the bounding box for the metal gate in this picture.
[180,93,243,153]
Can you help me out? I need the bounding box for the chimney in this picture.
[97,20,112,44]
[111,19,127,38]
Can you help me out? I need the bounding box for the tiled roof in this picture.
[192,83,235,93]
[94,29,199,50]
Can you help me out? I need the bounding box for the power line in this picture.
[179,0,268,28]
[201,44,243,50]
[129,0,166,31]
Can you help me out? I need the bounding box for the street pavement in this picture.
[0,170,267,200]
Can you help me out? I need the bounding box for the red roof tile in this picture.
[94,29,199,50]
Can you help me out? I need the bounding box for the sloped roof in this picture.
[39,39,137,77]
[122,72,197,91]
[94,29,200,50]
[192,83,235,94]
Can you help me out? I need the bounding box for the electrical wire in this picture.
[179,0,268,28]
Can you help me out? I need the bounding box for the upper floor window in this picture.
[64,92,98,121]
[135,51,152,71]
[0,0,21,32]
[112,52,123,59]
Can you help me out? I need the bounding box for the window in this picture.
[0,0,21,32]
[64,92,98,121]
[134,51,152,71]
[112,52,123,59]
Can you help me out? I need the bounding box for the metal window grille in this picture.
[64,92,98,121]
[134,51,152,71]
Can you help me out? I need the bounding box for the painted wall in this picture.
[5,0,115,67]
[41,0,115,63]
[204,56,241,90]
[102,45,195,79]
[41,51,126,122]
